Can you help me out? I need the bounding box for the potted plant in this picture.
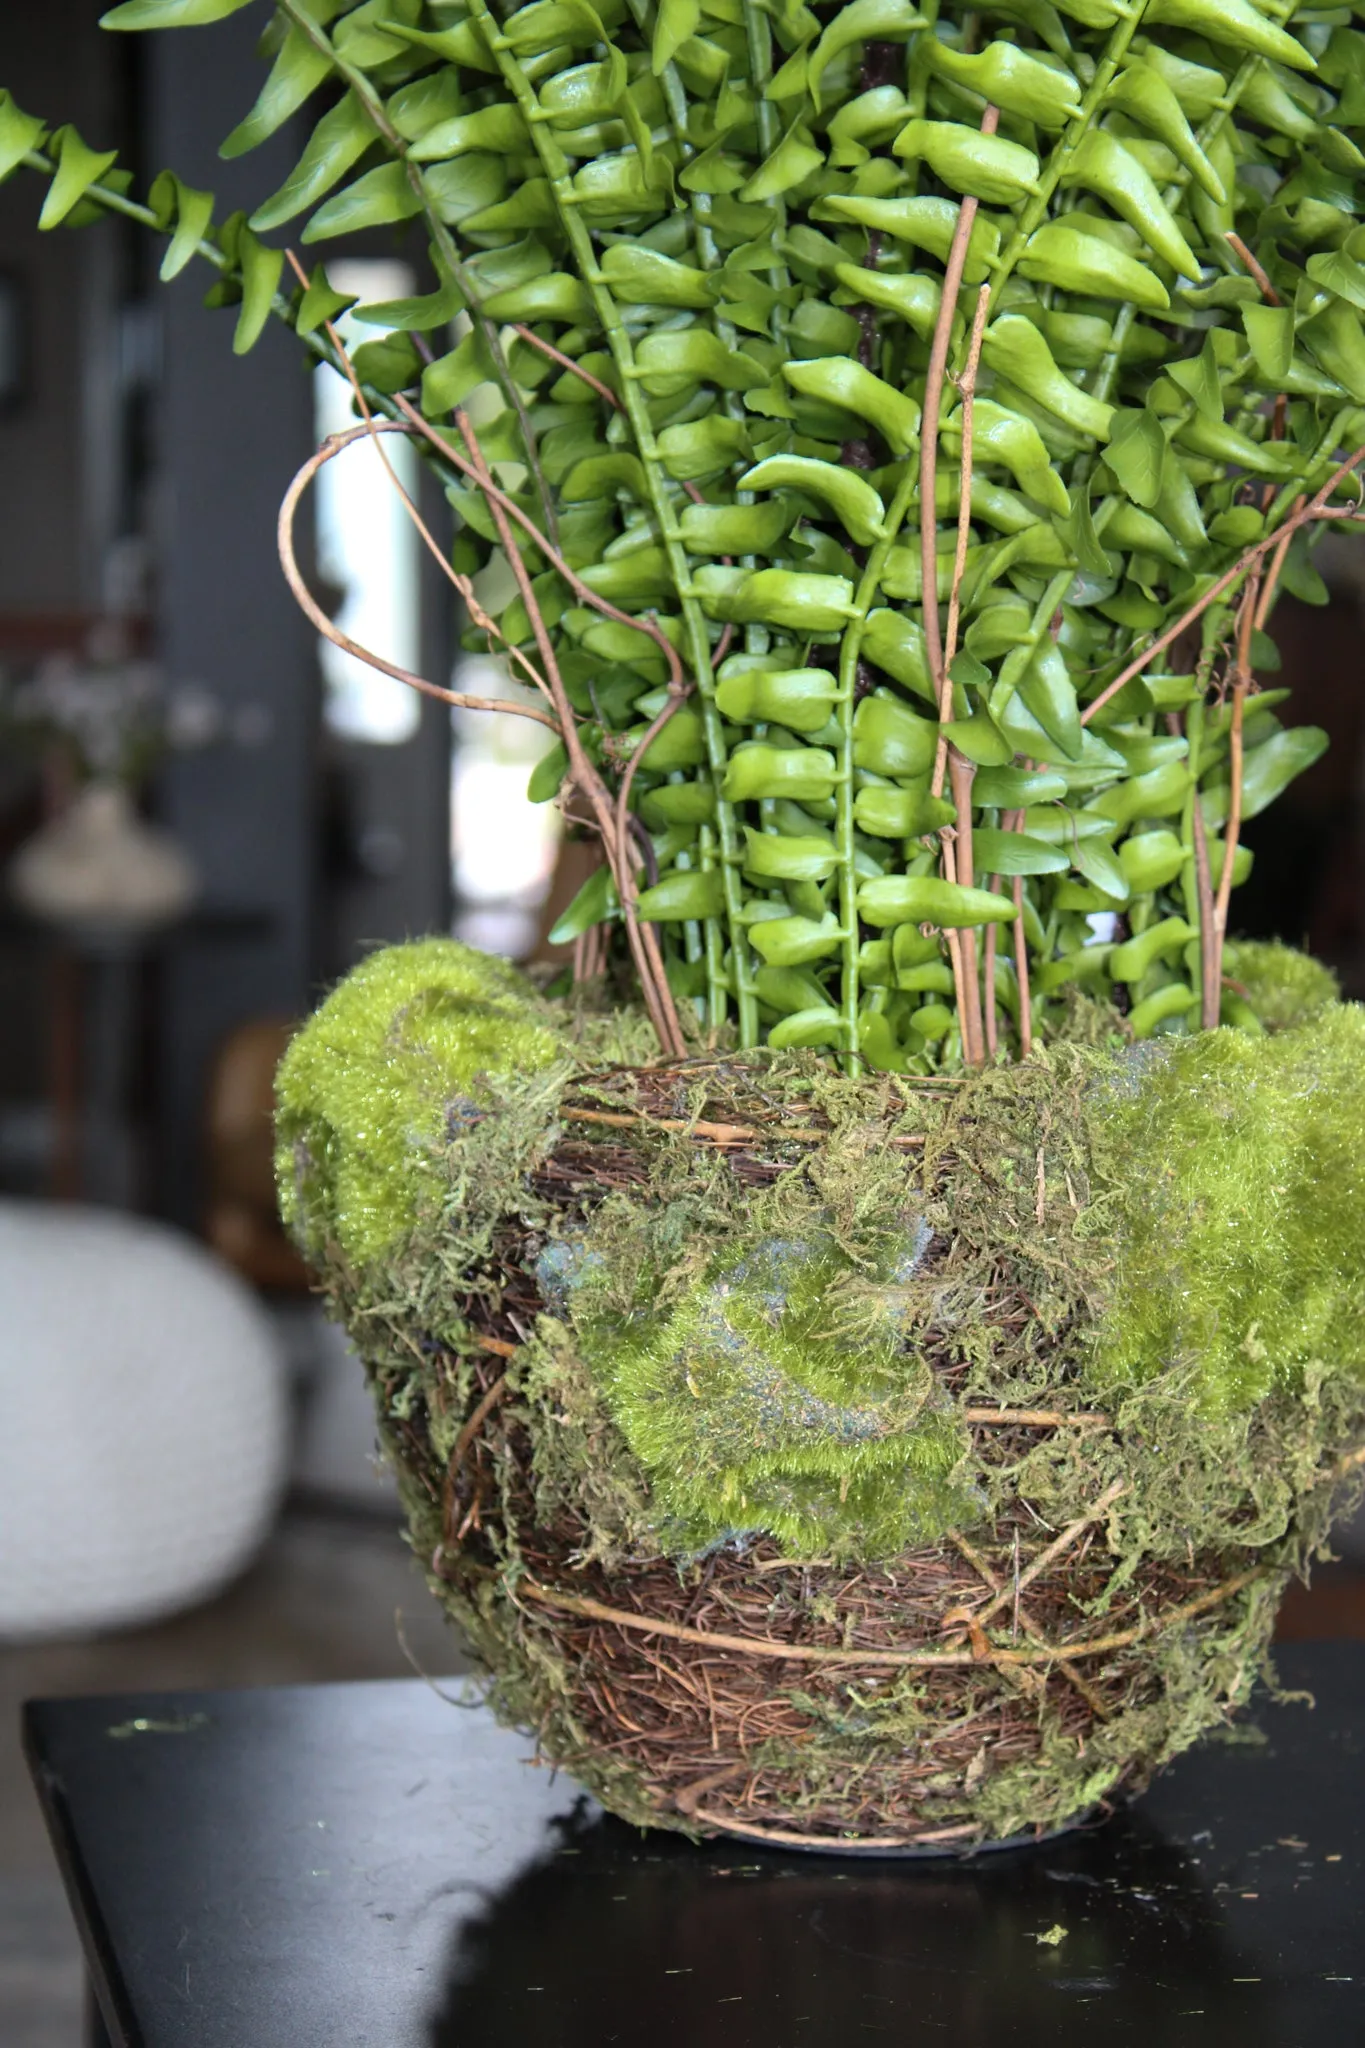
[12,0,1365,1851]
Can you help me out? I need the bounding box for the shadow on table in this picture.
[426,1802,1273,2047]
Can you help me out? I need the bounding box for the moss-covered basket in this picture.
[277,936,1365,1852]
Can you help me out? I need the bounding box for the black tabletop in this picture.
[23,1643,1365,2047]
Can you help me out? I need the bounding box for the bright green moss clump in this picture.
[275,938,565,1268]
[1223,940,1340,1033]
[1093,1005,1365,1410]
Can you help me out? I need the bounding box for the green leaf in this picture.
[1306,247,1365,314]
[302,161,422,242]
[973,766,1067,806]
[738,454,887,544]
[148,170,215,279]
[408,105,531,162]
[295,262,356,337]
[421,328,498,413]
[852,693,938,776]
[38,126,119,229]
[599,243,716,307]
[527,742,568,803]
[351,278,465,332]
[101,0,255,24]
[856,874,1019,929]
[548,863,617,943]
[940,712,1013,765]
[1071,836,1129,902]
[1165,333,1223,423]
[232,229,283,353]
[971,829,1068,875]
[1145,0,1313,71]
[782,357,920,456]
[743,827,840,881]
[749,915,845,966]
[767,1006,846,1049]
[1016,641,1082,760]
[0,91,47,183]
[1062,480,1112,576]
[1241,303,1295,384]
[853,785,956,837]
[807,0,924,103]
[722,743,838,801]
[1202,726,1328,825]
[1102,407,1167,508]
[1018,221,1171,311]
[636,870,727,920]
[220,26,333,158]
[697,567,854,632]
[249,93,374,233]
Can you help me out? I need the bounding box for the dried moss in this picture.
[277,940,1365,1561]
[276,938,1365,1844]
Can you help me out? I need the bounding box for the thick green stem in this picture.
[463,0,758,1041]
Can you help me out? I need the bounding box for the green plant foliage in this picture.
[7,0,1365,1068]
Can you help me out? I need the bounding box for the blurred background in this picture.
[2,6,1365,2045]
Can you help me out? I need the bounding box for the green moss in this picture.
[277,939,1365,1562]
[274,938,565,1267]
[1092,1004,1365,1408]
[274,939,1365,1843]
[1224,940,1339,1032]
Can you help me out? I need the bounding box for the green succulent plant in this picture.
[8,0,1365,1068]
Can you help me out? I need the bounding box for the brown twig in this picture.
[1081,443,1365,725]
[1190,739,1220,1031]
[962,1408,1110,1427]
[1254,496,1304,630]
[450,1374,509,1471]
[512,322,623,410]
[922,105,1000,714]
[983,907,1000,1059]
[1212,573,1260,967]
[1012,873,1033,1058]
[948,1530,1111,1721]
[970,1480,1127,1631]
[1225,231,1280,306]
[919,112,996,1069]
[559,1105,927,1148]
[942,281,993,674]
[687,1811,982,1849]
[520,1555,1265,1668]
[276,434,561,730]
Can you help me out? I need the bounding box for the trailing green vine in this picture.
[8,0,1365,1069]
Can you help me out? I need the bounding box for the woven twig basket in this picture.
[373,1054,1321,1854]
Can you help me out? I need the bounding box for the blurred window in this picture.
[313,259,421,745]
[451,659,561,959]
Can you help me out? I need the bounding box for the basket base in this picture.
[688,1807,1101,1860]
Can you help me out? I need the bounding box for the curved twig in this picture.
[276,439,560,731]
